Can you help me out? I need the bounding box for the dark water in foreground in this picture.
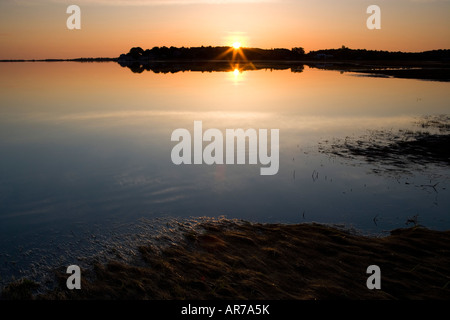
[0,62,449,287]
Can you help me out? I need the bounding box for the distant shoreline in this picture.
[2,46,450,63]
[2,46,450,82]
[0,58,117,62]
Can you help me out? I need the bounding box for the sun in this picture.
[232,42,241,49]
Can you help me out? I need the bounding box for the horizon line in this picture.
[1,46,449,62]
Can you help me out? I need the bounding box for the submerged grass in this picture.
[318,114,450,175]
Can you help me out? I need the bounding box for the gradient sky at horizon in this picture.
[0,0,449,59]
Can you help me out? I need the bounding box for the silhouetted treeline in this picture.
[2,47,448,64]
[118,46,450,62]
[118,46,306,62]
[116,46,450,80]
[309,47,450,61]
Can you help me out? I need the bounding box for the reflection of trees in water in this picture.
[118,59,450,81]
[118,60,304,74]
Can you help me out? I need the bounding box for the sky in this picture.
[0,0,449,59]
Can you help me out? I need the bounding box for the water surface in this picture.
[0,61,449,285]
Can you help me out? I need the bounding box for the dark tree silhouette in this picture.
[118,46,450,63]
[128,47,144,59]
[292,47,305,55]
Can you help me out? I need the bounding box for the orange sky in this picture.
[0,0,449,60]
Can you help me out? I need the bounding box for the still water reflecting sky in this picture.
[0,62,449,264]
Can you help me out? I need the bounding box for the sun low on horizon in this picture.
[0,0,449,59]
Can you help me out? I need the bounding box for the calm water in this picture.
[0,61,449,284]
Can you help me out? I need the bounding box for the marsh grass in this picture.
[318,115,450,176]
[2,220,449,300]
[0,278,39,300]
